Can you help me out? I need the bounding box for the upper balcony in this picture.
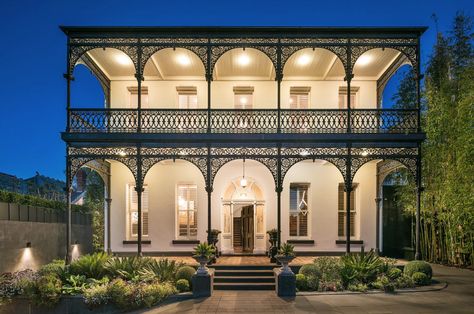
[62,27,424,143]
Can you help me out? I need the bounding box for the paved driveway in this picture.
[137,264,474,313]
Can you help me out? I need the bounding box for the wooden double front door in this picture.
[233,205,254,253]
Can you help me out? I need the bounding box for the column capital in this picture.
[205,186,213,193]
[63,73,74,81]
[134,186,144,193]
[105,198,112,203]
[275,186,283,193]
[134,73,144,81]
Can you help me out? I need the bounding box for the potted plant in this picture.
[276,242,295,274]
[267,229,279,263]
[206,229,221,263]
[193,243,216,275]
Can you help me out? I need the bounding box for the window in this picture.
[177,86,198,109]
[289,183,309,237]
[338,183,357,237]
[128,86,149,108]
[290,87,310,109]
[128,185,149,238]
[177,184,197,239]
[233,86,254,109]
[338,86,359,109]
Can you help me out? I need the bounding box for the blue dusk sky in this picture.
[0,0,473,181]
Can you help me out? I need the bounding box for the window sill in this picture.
[335,240,363,245]
[123,240,151,245]
[287,239,315,245]
[172,240,200,245]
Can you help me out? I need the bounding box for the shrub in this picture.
[278,242,295,257]
[299,264,320,291]
[24,274,62,307]
[313,257,343,291]
[70,252,110,279]
[193,243,215,258]
[395,274,415,289]
[404,261,432,279]
[295,274,308,291]
[176,266,195,285]
[38,259,67,280]
[83,284,110,309]
[340,249,383,286]
[347,282,368,292]
[412,272,431,286]
[387,267,402,280]
[105,256,154,281]
[0,270,37,304]
[61,274,87,295]
[141,258,184,283]
[372,275,395,293]
[135,282,177,308]
[108,278,134,310]
[176,279,190,292]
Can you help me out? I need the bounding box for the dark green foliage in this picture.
[107,278,134,309]
[193,243,215,258]
[412,272,431,286]
[313,257,343,291]
[23,274,63,307]
[295,274,308,291]
[299,264,320,291]
[175,279,190,292]
[141,258,185,283]
[83,284,110,309]
[61,274,87,295]
[104,256,154,281]
[175,266,195,285]
[340,250,383,286]
[372,275,395,293]
[278,242,295,257]
[0,270,37,304]
[387,267,402,280]
[38,259,68,281]
[395,274,415,289]
[404,261,433,279]
[69,252,110,279]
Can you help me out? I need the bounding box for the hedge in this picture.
[0,190,90,213]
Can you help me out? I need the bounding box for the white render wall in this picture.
[110,79,377,109]
[109,159,378,253]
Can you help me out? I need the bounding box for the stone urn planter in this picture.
[276,242,296,274]
[193,255,211,275]
[193,242,216,275]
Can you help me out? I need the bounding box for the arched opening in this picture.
[142,159,206,249]
[212,48,276,109]
[282,159,345,248]
[71,64,106,108]
[213,159,275,254]
[143,48,206,109]
[282,48,345,109]
[380,64,416,109]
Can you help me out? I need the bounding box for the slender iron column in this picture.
[276,146,282,248]
[345,146,352,254]
[346,41,353,133]
[276,39,282,133]
[415,144,423,260]
[106,171,112,254]
[206,145,212,243]
[65,153,72,264]
[136,41,142,133]
[375,196,382,253]
[207,40,212,133]
[136,148,143,256]
[65,37,72,132]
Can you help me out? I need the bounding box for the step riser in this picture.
[210,266,275,271]
[215,271,274,277]
[215,278,275,283]
[214,285,275,291]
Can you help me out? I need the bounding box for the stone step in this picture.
[214,276,275,283]
[213,282,275,291]
[210,265,276,271]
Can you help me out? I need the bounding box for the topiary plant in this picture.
[176,266,195,286]
[298,264,320,291]
[295,274,308,291]
[404,261,432,279]
[412,272,431,286]
[176,279,190,292]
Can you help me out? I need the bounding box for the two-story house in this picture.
[61,26,425,262]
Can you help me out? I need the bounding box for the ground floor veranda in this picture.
[66,145,421,260]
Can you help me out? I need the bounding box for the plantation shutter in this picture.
[177,184,198,238]
[130,185,149,237]
[290,86,310,109]
[289,184,309,237]
[338,183,356,237]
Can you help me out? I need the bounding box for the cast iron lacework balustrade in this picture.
[351,109,418,133]
[68,108,418,134]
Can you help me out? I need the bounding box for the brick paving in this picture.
[155,255,338,266]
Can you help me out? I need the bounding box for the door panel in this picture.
[241,205,254,253]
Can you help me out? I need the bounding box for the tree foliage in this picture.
[394,12,474,267]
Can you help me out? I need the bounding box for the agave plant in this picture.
[139,258,184,282]
[340,249,383,286]
[69,252,110,279]
[193,243,215,259]
[277,242,295,257]
[104,256,154,281]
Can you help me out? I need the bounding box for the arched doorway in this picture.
[221,178,265,254]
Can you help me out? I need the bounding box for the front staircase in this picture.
[210,265,276,290]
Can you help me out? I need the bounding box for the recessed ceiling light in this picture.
[237,53,250,66]
[177,54,191,66]
[297,54,312,66]
[357,55,372,66]
[116,54,131,65]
